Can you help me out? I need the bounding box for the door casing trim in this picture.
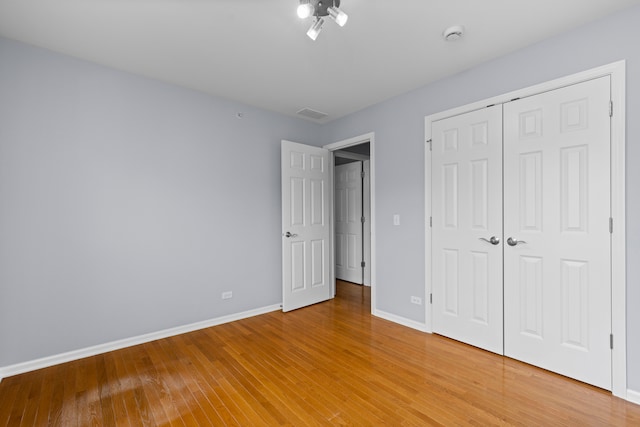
[424,61,626,398]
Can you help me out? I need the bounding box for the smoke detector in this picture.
[443,25,465,41]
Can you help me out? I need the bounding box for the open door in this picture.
[281,140,332,312]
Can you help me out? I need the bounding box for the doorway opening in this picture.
[324,133,376,314]
[334,142,371,287]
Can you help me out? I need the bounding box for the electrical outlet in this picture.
[221,291,233,300]
[411,296,422,305]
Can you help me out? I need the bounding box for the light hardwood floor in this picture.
[1,280,639,426]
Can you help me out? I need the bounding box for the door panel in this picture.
[470,251,489,323]
[335,161,363,284]
[432,105,504,354]
[503,77,611,389]
[281,140,331,312]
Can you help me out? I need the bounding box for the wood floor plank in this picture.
[44,365,67,427]
[175,336,245,426]
[80,356,112,427]
[222,311,389,424]
[211,331,294,427]
[164,341,226,426]
[95,355,117,426]
[1,280,640,426]
[5,378,30,426]
[154,336,224,427]
[120,346,152,427]
[99,353,131,427]
[232,339,358,423]
[58,362,78,427]
[31,366,55,427]
[130,352,176,426]
[110,348,145,427]
[0,380,20,427]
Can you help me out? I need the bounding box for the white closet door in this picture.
[335,161,363,284]
[432,105,504,354]
[503,77,612,389]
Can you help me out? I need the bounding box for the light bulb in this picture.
[327,6,348,27]
[307,17,324,41]
[297,2,313,19]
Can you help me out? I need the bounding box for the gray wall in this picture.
[0,37,322,367]
[322,5,640,390]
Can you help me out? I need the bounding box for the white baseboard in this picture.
[0,303,281,381]
[627,389,640,405]
[373,309,429,333]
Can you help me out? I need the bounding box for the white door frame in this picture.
[324,132,376,313]
[424,61,627,398]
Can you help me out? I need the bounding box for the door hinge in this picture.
[427,139,432,151]
[610,334,614,349]
[609,217,613,234]
[361,170,365,179]
[361,216,366,224]
[429,216,432,227]
[430,293,433,304]
[361,261,366,268]
[609,100,613,117]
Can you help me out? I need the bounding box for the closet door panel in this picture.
[432,105,503,354]
[503,76,612,390]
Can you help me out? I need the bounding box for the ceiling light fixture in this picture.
[297,0,348,40]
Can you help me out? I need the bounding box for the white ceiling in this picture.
[1,0,639,122]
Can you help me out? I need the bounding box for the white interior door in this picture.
[281,140,332,312]
[503,77,612,389]
[431,105,504,354]
[335,161,363,284]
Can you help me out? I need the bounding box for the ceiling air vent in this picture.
[296,108,329,121]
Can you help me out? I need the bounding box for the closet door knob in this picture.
[479,236,500,245]
[507,237,527,246]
